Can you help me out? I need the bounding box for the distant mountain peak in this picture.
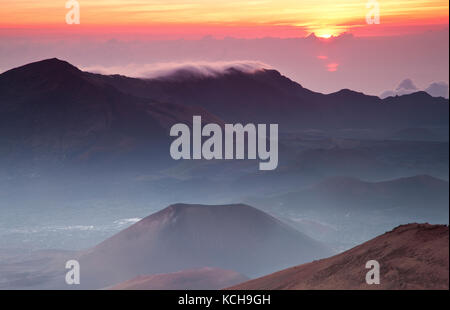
[78,202,331,288]
[330,88,370,98]
[306,32,318,41]
[403,90,432,98]
[0,58,85,92]
[2,58,81,77]
[32,57,75,68]
[142,203,270,225]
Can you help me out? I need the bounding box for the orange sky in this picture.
[1,0,448,38]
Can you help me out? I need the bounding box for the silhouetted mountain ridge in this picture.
[2,58,448,130]
[0,58,222,174]
[0,58,448,177]
[86,59,448,129]
[229,223,449,290]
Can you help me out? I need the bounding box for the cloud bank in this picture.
[425,82,450,98]
[381,79,449,99]
[1,28,448,95]
[82,61,272,80]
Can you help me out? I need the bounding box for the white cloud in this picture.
[380,79,449,99]
[425,82,449,98]
[82,61,272,80]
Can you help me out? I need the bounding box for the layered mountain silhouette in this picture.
[0,58,448,291]
[107,267,248,290]
[229,223,449,290]
[1,58,447,178]
[87,62,449,130]
[0,58,222,174]
[75,203,331,289]
[1,59,448,140]
[248,175,449,216]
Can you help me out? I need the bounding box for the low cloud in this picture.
[380,79,449,99]
[82,61,272,80]
[395,79,418,95]
[425,82,449,98]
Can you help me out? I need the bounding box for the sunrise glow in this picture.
[0,0,448,38]
[317,33,333,39]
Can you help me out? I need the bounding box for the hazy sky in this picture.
[1,0,448,37]
[0,1,448,95]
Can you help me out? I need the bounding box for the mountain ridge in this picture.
[229,223,449,290]
[2,58,447,131]
[248,174,449,214]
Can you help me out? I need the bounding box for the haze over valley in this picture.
[0,59,448,289]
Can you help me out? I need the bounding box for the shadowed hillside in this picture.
[229,223,449,290]
[76,203,331,289]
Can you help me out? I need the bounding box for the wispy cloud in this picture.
[82,60,272,79]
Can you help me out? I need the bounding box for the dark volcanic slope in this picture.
[1,58,448,173]
[77,203,331,289]
[88,65,449,130]
[108,267,248,290]
[230,223,449,290]
[0,58,222,173]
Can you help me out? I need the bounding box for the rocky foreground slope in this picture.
[230,223,449,290]
[108,267,248,290]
